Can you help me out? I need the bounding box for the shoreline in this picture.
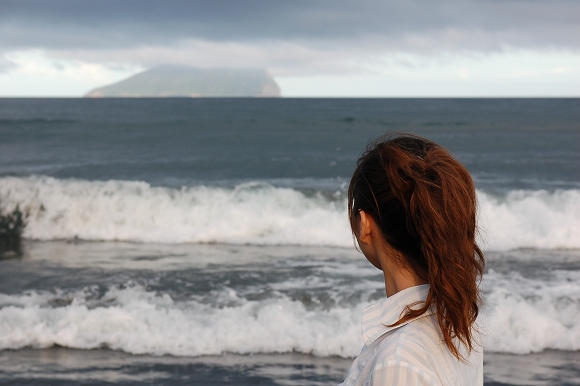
[0,347,579,385]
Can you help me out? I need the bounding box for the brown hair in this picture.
[348,132,484,360]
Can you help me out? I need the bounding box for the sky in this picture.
[0,0,579,97]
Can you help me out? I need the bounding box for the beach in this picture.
[0,98,579,385]
[1,347,579,385]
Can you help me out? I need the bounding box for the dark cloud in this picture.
[1,0,579,52]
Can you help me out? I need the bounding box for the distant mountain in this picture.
[85,66,281,97]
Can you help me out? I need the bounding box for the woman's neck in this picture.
[381,258,426,297]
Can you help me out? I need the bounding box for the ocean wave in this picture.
[481,269,580,354]
[0,176,348,246]
[477,189,580,250]
[0,176,579,250]
[0,270,579,356]
[0,286,362,357]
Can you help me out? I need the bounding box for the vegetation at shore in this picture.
[0,202,26,255]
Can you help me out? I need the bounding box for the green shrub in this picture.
[0,204,26,255]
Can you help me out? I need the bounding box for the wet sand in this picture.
[0,348,579,385]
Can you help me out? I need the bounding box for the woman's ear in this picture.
[358,210,373,245]
[357,210,382,270]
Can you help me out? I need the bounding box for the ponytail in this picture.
[348,133,484,360]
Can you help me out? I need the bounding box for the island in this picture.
[85,66,281,97]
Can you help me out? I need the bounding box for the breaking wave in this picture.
[0,268,579,356]
[0,176,578,250]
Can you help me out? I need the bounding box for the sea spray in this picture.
[0,286,363,357]
[0,176,349,246]
[481,269,580,354]
[1,268,579,357]
[1,176,579,250]
[478,189,580,250]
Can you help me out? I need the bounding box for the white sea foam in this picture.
[477,189,580,250]
[0,286,363,357]
[0,271,579,357]
[0,176,579,250]
[0,176,349,246]
[481,269,580,354]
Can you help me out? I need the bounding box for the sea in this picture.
[0,98,579,385]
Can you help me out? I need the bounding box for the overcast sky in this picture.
[1,0,579,96]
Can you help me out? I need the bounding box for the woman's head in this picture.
[348,132,484,359]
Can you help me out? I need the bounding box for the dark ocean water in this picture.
[0,98,579,385]
[1,98,578,189]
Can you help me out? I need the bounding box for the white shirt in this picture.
[339,285,483,386]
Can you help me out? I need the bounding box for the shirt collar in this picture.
[361,284,432,347]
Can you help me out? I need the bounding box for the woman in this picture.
[340,133,484,385]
